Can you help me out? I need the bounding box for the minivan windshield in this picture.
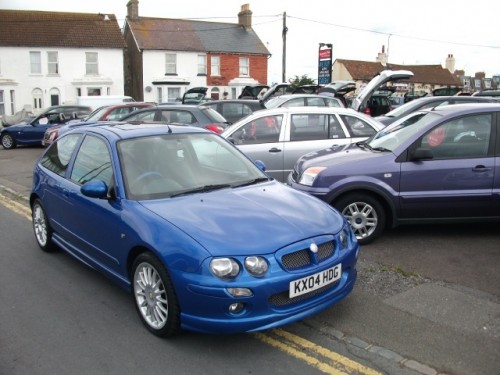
[366,112,440,152]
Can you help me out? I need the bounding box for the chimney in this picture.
[376,45,387,67]
[238,4,252,31]
[127,0,139,20]
[445,54,455,73]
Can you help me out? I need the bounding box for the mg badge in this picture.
[309,243,318,254]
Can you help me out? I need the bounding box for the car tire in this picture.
[32,199,56,252]
[335,193,386,245]
[132,253,181,337]
[1,133,16,149]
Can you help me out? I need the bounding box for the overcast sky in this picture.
[2,0,499,84]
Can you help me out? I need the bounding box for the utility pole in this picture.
[282,12,287,83]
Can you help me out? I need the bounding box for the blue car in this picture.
[288,103,500,244]
[30,123,359,336]
[1,105,91,149]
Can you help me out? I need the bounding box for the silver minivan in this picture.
[222,107,384,181]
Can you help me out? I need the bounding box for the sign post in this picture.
[318,43,332,85]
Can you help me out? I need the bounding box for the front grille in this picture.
[281,241,335,271]
[268,281,339,307]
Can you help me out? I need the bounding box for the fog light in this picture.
[227,287,253,297]
[228,303,245,314]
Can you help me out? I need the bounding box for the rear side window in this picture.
[41,134,82,177]
[340,115,378,137]
[202,107,227,123]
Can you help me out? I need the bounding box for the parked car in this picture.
[42,102,155,146]
[264,94,344,109]
[222,107,384,181]
[472,90,500,98]
[388,95,404,109]
[238,84,269,99]
[365,93,392,116]
[287,103,500,244]
[1,105,91,149]
[30,122,359,336]
[119,104,229,133]
[318,70,414,115]
[181,87,211,104]
[199,99,265,124]
[375,95,497,125]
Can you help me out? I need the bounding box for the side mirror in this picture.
[81,180,108,199]
[410,148,433,161]
[254,160,266,172]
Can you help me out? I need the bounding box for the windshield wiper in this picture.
[231,177,270,188]
[371,147,392,152]
[170,184,231,197]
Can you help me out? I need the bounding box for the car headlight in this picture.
[210,258,240,279]
[339,229,348,249]
[299,167,326,186]
[244,256,268,277]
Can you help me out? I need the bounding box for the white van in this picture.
[76,95,135,110]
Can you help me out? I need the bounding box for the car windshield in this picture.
[118,132,268,200]
[264,96,285,109]
[366,112,440,152]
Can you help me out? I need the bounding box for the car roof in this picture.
[422,102,500,117]
[74,122,210,140]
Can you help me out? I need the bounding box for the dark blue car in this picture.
[1,105,91,149]
[30,123,359,336]
[288,103,500,244]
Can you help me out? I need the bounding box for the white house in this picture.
[0,9,125,117]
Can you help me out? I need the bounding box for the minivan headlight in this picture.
[299,167,326,186]
[210,258,240,279]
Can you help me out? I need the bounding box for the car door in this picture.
[57,134,125,270]
[399,113,495,218]
[282,113,352,181]
[226,113,285,180]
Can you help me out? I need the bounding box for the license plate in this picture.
[289,264,342,299]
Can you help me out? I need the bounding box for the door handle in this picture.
[472,165,491,172]
[269,148,282,153]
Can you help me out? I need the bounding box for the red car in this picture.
[42,102,154,146]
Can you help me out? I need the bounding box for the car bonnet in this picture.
[138,182,344,256]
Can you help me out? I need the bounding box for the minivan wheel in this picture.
[1,133,16,149]
[335,193,386,245]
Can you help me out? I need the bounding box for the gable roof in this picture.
[335,58,461,86]
[0,9,125,48]
[126,17,270,55]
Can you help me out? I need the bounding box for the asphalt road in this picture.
[1,145,499,375]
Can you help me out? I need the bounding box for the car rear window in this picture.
[202,107,227,123]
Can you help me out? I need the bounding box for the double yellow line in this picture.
[0,190,380,375]
[255,329,381,375]
[0,192,31,221]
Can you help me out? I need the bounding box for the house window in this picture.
[86,52,98,75]
[50,88,60,106]
[32,88,43,110]
[198,55,207,75]
[88,88,101,96]
[211,56,220,76]
[10,90,15,115]
[239,57,249,77]
[0,91,4,116]
[165,53,177,75]
[76,88,82,97]
[168,88,180,102]
[47,52,59,74]
[30,51,42,74]
[157,87,163,103]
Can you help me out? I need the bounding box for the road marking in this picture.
[0,192,31,221]
[0,190,381,375]
[254,328,382,375]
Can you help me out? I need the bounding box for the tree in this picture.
[288,74,316,88]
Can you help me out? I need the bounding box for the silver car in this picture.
[222,107,385,181]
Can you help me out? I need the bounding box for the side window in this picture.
[326,98,342,107]
[231,115,282,145]
[41,134,82,177]
[282,98,305,108]
[420,114,491,159]
[305,97,326,107]
[340,115,378,137]
[329,115,346,139]
[70,135,113,186]
[290,114,328,141]
[128,110,156,121]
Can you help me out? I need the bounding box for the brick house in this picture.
[332,48,462,95]
[123,1,270,102]
[0,9,125,116]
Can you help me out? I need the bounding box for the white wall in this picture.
[141,50,207,103]
[0,46,124,115]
